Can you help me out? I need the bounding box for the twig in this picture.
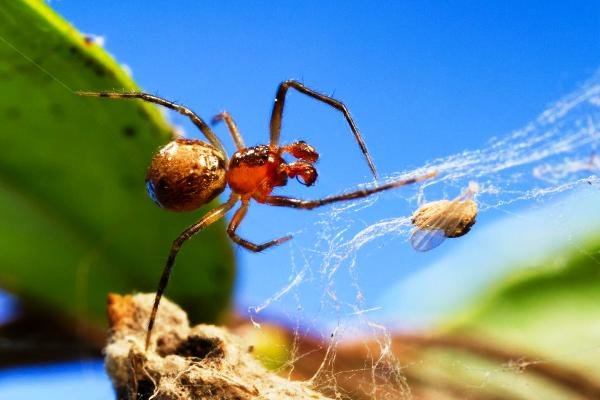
[394,334,600,399]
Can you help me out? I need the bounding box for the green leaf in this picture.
[407,239,600,399]
[0,0,234,327]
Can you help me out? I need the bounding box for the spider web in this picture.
[245,70,600,399]
[1,9,599,398]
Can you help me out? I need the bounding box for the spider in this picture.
[78,80,436,349]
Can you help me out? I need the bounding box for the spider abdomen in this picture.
[227,145,287,196]
[146,138,227,212]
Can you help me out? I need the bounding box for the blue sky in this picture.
[2,1,600,396]
[46,0,599,321]
[52,1,600,166]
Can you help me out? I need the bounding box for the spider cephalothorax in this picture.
[79,80,436,350]
[227,141,319,199]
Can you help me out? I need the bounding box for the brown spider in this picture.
[79,80,436,349]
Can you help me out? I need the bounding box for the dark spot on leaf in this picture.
[211,260,230,285]
[94,66,107,77]
[82,57,108,78]
[68,45,81,57]
[122,125,136,138]
[175,335,224,359]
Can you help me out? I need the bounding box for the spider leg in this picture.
[260,171,437,209]
[227,199,292,251]
[77,91,227,158]
[269,80,378,178]
[145,194,239,350]
[212,111,245,150]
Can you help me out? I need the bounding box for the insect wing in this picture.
[410,200,454,251]
[410,228,446,252]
